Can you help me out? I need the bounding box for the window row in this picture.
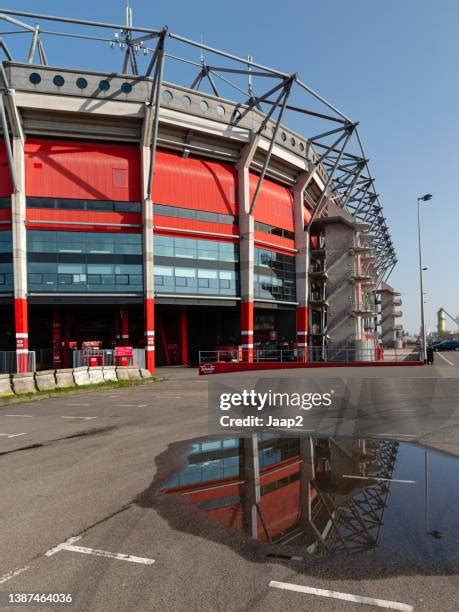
[255,248,295,275]
[27,262,143,293]
[254,221,294,241]
[155,266,238,296]
[0,262,13,291]
[27,231,142,256]
[154,235,238,263]
[27,198,142,214]
[0,231,12,253]
[153,204,237,225]
[254,274,296,302]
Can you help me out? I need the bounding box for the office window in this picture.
[0,232,13,292]
[27,197,141,214]
[27,230,143,293]
[154,234,239,296]
[254,248,296,302]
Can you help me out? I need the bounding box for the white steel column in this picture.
[10,113,28,372]
[141,108,155,372]
[293,171,311,362]
[237,138,259,362]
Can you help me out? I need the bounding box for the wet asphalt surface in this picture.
[0,354,458,611]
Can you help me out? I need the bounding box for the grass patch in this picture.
[0,376,163,406]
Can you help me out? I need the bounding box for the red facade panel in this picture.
[26,208,141,232]
[154,215,238,240]
[25,139,141,201]
[250,174,294,231]
[0,209,11,224]
[0,143,13,196]
[254,232,295,254]
[152,151,237,215]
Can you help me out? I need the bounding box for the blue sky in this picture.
[3,0,459,334]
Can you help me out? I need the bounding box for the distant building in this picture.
[377,282,403,348]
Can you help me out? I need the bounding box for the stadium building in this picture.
[0,7,397,372]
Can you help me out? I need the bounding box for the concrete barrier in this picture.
[35,369,57,391]
[0,365,154,400]
[127,368,142,380]
[55,368,75,388]
[88,366,104,384]
[73,366,90,386]
[0,373,14,397]
[12,372,37,394]
[102,366,118,382]
[115,367,131,381]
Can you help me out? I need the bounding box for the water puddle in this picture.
[159,435,459,564]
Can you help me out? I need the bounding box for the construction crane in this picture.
[437,308,459,336]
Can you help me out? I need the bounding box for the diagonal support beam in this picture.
[248,76,294,214]
[146,27,168,199]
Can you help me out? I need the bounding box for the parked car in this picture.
[433,340,459,351]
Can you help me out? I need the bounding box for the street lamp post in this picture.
[417,194,432,362]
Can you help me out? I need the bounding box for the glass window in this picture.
[254,247,295,302]
[155,266,173,277]
[26,230,142,293]
[58,274,72,285]
[175,268,196,278]
[153,235,239,297]
[58,263,85,274]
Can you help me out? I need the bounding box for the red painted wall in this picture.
[154,215,238,240]
[152,151,237,215]
[26,208,141,233]
[250,174,294,231]
[0,143,13,196]
[25,139,141,201]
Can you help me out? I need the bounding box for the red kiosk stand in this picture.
[114,346,133,367]
[82,340,105,367]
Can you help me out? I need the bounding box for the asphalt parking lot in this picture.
[0,357,457,611]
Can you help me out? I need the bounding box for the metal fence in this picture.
[0,351,36,374]
[199,347,422,364]
[72,348,145,369]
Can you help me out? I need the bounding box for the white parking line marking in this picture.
[4,414,33,418]
[269,581,413,611]
[46,536,155,565]
[372,433,415,438]
[115,404,146,408]
[0,565,30,584]
[61,416,97,421]
[64,403,90,406]
[342,475,415,484]
[0,432,26,438]
[437,352,455,366]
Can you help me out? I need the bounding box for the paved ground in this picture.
[0,355,457,611]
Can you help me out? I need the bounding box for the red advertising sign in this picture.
[115,346,133,357]
[199,363,216,375]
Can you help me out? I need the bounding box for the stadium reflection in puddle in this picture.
[161,435,459,562]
